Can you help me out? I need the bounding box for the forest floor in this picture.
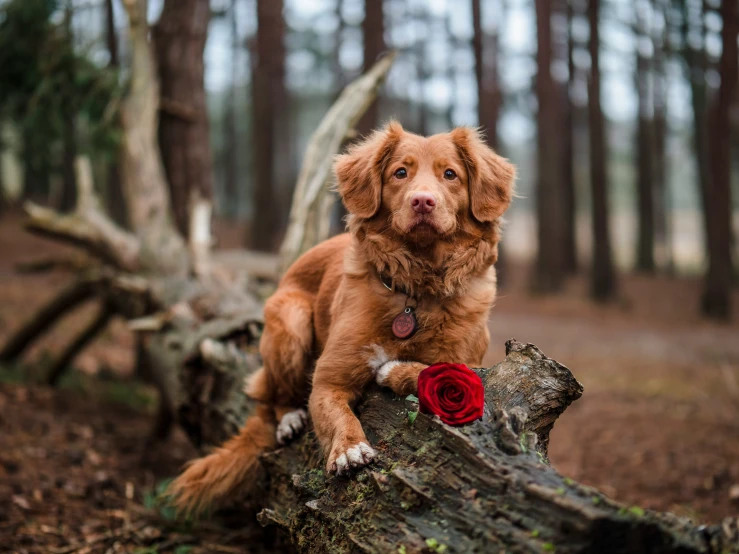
[1,213,738,553]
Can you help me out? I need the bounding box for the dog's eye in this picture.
[444,169,457,180]
[394,168,407,179]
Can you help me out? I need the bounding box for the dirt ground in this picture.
[1,213,738,552]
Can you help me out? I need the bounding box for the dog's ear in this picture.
[451,127,516,223]
[334,121,403,219]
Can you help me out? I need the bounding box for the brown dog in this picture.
[170,122,515,512]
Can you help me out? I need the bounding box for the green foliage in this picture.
[424,538,448,553]
[0,0,122,176]
[407,410,418,425]
[143,478,178,522]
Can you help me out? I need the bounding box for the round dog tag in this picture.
[392,307,418,339]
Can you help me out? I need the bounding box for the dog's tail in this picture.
[168,404,276,515]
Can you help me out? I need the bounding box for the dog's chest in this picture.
[380,294,492,365]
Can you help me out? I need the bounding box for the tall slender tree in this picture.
[222,0,239,219]
[651,0,670,271]
[472,0,501,149]
[472,0,509,283]
[60,4,77,212]
[587,0,616,300]
[563,0,578,274]
[702,0,736,318]
[105,0,127,227]
[153,0,213,238]
[533,0,567,293]
[248,0,287,251]
[415,4,430,136]
[634,0,655,272]
[358,0,385,135]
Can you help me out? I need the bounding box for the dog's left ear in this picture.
[334,121,403,219]
[451,128,516,223]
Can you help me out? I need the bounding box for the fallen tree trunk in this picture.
[178,338,738,554]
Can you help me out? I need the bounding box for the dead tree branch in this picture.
[0,274,103,362]
[278,52,397,274]
[46,302,114,386]
[24,157,141,272]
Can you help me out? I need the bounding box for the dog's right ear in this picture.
[334,121,403,219]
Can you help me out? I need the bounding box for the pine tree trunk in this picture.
[635,5,655,273]
[702,0,736,319]
[472,0,509,286]
[587,0,616,300]
[652,0,670,272]
[248,0,287,252]
[153,0,213,238]
[223,0,239,220]
[358,0,385,135]
[533,0,567,293]
[563,0,578,274]
[60,108,78,213]
[105,0,128,228]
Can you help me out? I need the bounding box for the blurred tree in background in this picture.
[0,0,121,210]
[0,0,736,319]
[154,0,214,237]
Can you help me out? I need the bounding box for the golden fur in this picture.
[169,122,516,513]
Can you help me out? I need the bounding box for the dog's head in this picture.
[335,122,516,245]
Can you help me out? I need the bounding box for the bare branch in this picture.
[24,201,141,272]
[46,303,113,386]
[0,275,102,362]
[189,195,212,277]
[23,156,141,271]
[278,52,397,274]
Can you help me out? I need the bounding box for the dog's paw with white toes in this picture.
[276,409,309,445]
[329,442,376,475]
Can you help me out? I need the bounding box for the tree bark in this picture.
[652,0,670,273]
[357,0,385,135]
[222,0,239,220]
[563,0,578,274]
[472,0,510,286]
[60,108,78,213]
[153,0,214,238]
[248,0,288,252]
[635,2,656,273]
[60,5,78,213]
[180,339,739,553]
[533,0,567,293]
[105,0,128,228]
[119,0,188,276]
[587,0,617,301]
[702,0,736,319]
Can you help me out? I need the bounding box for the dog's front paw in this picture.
[327,440,376,475]
[367,345,402,386]
[276,408,309,445]
[375,360,402,386]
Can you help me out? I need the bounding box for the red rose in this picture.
[417,363,484,426]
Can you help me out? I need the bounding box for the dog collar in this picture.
[379,272,418,339]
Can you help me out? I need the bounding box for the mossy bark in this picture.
[176,339,738,554]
